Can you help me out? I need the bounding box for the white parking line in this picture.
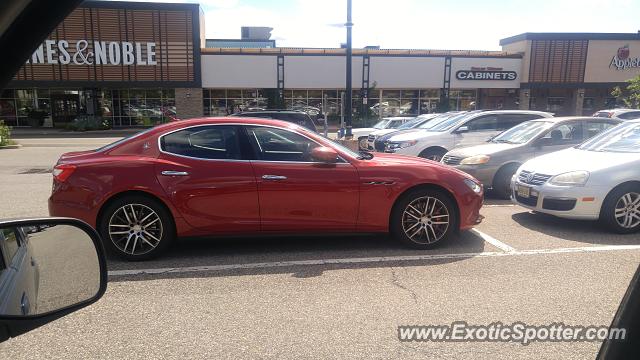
[471,228,516,252]
[108,244,640,277]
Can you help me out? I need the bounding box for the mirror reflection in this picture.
[0,224,100,316]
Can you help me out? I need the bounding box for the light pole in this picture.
[345,0,353,137]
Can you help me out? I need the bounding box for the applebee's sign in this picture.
[609,44,640,71]
[27,39,157,66]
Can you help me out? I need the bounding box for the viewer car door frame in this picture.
[241,125,360,232]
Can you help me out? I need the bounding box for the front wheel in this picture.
[391,188,458,249]
[99,195,175,261]
[418,148,447,162]
[600,185,640,234]
[492,164,519,199]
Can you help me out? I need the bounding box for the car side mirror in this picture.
[455,126,469,133]
[0,218,107,342]
[310,146,339,163]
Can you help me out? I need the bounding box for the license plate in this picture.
[516,184,531,198]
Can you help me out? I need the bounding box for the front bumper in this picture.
[451,164,499,188]
[510,177,608,220]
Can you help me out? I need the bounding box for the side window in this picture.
[497,114,543,131]
[619,111,640,120]
[161,125,241,160]
[541,122,584,145]
[585,121,617,139]
[464,115,498,132]
[247,126,320,162]
[0,228,20,267]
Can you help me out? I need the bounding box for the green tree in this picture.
[611,74,640,108]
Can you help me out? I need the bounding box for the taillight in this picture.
[52,164,76,182]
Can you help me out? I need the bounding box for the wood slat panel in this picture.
[12,5,195,84]
[529,40,587,83]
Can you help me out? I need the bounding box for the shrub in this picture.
[0,120,13,146]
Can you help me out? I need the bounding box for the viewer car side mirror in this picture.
[310,146,339,163]
[455,126,469,134]
[0,218,107,343]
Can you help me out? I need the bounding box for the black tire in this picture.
[600,184,640,234]
[390,188,459,249]
[418,148,447,162]
[99,195,175,261]
[492,164,520,200]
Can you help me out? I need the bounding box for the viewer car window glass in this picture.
[246,126,320,162]
[161,126,241,160]
[0,228,20,266]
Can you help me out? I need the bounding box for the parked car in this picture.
[0,226,39,316]
[385,110,554,161]
[593,108,640,120]
[366,113,441,150]
[443,116,621,198]
[48,118,484,261]
[511,119,640,233]
[372,112,465,152]
[230,110,319,132]
[339,117,415,150]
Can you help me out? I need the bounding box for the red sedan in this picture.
[49,118,484,260]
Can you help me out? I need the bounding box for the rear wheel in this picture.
[391,188,458,249]
[99,195,175,261]
[492,164,519,199]
[418,148,447,162]
[600,184,640,234]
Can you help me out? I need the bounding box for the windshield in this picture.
[424,113,471,132]
[491,121,553,144]
[416,114,458,129]
[372,119,390,129]
[577,122,640,153]
[397,118,423,129]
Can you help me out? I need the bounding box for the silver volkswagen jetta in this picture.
[442,116,621,198]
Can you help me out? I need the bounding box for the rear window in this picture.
[160,125,241,160]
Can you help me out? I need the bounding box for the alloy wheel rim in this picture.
[402,196,450,244]
[108,203,163,255]
[614,192,640,229]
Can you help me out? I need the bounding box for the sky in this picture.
[125,0,639,50]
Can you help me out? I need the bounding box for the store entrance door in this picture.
[51,94,79,127]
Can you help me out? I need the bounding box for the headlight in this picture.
[549,171,590,186]
[460,155,491,165]
[385,140,417,151]
[463,178,482,193]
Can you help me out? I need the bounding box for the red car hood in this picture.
[367,152,476,179]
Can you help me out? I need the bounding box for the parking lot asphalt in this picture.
[1,137,639,359]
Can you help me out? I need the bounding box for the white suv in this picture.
[593,109,640,120]
[338,117,414,150]
[384,110,553,160]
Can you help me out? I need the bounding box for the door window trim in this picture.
[242,124,350,164]
[158,123,251,163]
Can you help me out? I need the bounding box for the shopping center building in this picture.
[1,0,639,128]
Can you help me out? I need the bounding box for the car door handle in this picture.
[161,170,189,176]
[262,175,287,181]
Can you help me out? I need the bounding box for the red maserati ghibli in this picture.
[49,118,484,260]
